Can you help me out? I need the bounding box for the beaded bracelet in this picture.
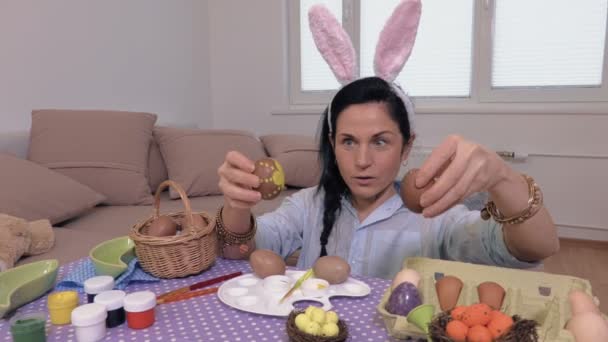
[215,206,257,251]
[480,174,543,225]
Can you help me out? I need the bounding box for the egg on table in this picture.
[249,249,286,278]
[312,256,351,285]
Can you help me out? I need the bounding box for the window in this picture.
[288,0,608,111]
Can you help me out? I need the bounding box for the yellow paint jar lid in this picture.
[47,291,79,309]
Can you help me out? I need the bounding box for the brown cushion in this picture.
[154,127,267,198]
[28,109,157,205]
[260,134,321,188]
[0,153,105,224]
[148,138,168,193]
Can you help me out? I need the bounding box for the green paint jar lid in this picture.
[10,312,46,341]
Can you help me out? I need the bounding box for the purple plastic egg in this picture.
[385,281,422,316]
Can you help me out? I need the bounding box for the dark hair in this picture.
[316,76,413,257]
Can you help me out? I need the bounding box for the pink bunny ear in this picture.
[374,0,422,82]
[308,4,357,85]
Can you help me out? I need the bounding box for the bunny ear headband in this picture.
[308,0,421,133]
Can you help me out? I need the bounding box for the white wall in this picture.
[0,0,211,131]
[207,1,608,240]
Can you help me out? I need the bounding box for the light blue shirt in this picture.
[255,184,538,280]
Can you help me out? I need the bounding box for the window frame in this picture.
[286,0,608,114]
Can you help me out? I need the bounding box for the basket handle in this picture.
[153,180,195,228]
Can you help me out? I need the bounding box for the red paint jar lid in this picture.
[124,291,156,312]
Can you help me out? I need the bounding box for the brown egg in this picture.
[477,281,505,310]
[147,215,177,236]
[435,275,463,311]
[253,158,285,200]
[179,213,206,231]
[312,256,351,284]
[400,169,433,213]
[249,249,286,278]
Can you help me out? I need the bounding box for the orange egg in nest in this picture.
[450,306,467,321]
[445,319,468,342]
[487,311,514,339]
[467,325,492,342]
[461,303,492,327]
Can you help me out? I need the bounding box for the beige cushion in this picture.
[0,153,105,224]
[28,109,157,205]
[155,127,267,198]
[260,134,321,188]
[148,138,168,193]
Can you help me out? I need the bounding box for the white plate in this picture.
[217,270,371,317]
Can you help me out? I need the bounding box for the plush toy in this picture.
[0,214,55,272]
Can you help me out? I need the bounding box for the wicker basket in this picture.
[130,180,217,279]
[286,310,348,342]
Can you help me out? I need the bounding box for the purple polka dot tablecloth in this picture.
[0,258,405,342]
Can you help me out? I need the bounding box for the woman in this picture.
[216,77,559,279]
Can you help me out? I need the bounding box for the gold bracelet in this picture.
[480,174,543,225]
[215,206,257,248]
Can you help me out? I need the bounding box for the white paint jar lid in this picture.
[84,276,115,294]
[124,291,156,312]
[71,303,107,327]
[94,290,126,311]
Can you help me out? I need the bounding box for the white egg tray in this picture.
[218,270,371,317]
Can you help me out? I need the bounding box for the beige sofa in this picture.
[1,114,319,268]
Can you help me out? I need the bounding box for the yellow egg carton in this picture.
[376,257,601,341]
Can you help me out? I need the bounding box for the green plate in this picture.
[89,236,135,278]
[0,259,58,318]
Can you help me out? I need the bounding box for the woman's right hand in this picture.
[217,151,262,209]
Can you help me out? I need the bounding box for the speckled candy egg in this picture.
[253,158,285,200]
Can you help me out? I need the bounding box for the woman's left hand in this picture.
[415,135,508,217]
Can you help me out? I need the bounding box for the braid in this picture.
[316,106,348,257]
[319,163,346,256]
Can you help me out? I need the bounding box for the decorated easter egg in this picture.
[313,256,351,284]
[467,325,492,342]
[385,282,422,316]
[249,249,286,278]
[446,320,468,342]
[253,158,285,200]
[487,311,513,339]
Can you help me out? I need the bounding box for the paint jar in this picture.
[124,291,156,329]
[70,303,107,342]
[94,290,126,328]
[47,290,79,325]
[9,312,46,342]
[84,276,114,303]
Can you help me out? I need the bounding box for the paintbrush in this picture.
[156,271,242,301]
[279,269,314,304]
[157,287,219,304]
